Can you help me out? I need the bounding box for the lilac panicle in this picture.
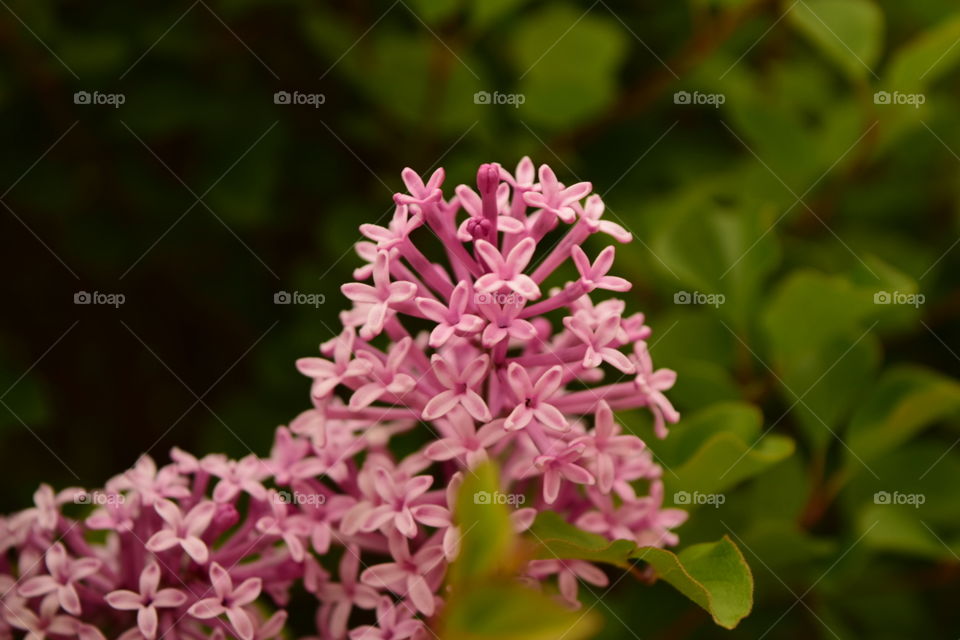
[0,159,684,639]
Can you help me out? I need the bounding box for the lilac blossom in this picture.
[0,160,683,639]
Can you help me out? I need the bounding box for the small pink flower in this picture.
[573,401,644,493]
[264,427,327,485]
[424,414,506,469]
[578,194,631,242]
[631,342,680,438]
[19,543,100,615]
[349,597,423,640]
[105,562,187,639]
[415,282,483,348]
[361,470,449,538]
[504,364,568,432]
[256,491,312,562]
[562,312,635,373]
[533,443,595,504]
[473,238,541,300]
[422,354,491,421]
[523,164,591,223]
[360,204,423,251]
[3,596,78,639]
[341,252,417,338]
[85,495,134,532]
[393,167,444,208]
[146,499,216,564]
[527,559,608,608]
[204,454,270,502]
[111,455,189,506]
[296,327,371,402]
[187,563,262,640]
[477,298,537,348]
[360,534,445,616]
[499,156,540,197]
[318,545,381,639]
[571,245,631,293]
[350,338,417,409]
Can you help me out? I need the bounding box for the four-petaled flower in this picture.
[187,563,262,640]
[361,470,449,539]
[350,338,417,409]
[631,342,680,438]
[393,167,444,208]
[473,238,541,300]
[578,194,631,242]
[317,546,381,639]
[571,245,631,292]
[360,204,423,251]
[415,282,484,348]
[522,164,591,223]
[504,364,568,432]
[562,312,635,373]
[360,534,445,616]
[349,597,424,640]
[422,354,491,421]
[424,413,506,469]
[204,454,271,502]
[573,401,644,493]
[297,327,371,403]
[532,443,596,504]
[526,559,609,609]
[342,252,417,339]
[146,499,216,564]
[105,562,187,639]
[19,543,101,615]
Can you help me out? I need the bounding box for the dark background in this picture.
[1,0,959,638]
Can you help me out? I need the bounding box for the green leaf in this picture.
[886,14,960,92]
[787,0,884,81]
[468,0,528,30]
[856,505,947,559]
[665,431,795,500]
[440,580,599,640]
[761,270,881,449]
[405,0,460,24]
[649,192,781,327]
[633,537,754,629]
[845,365,960,466]
[449,461,516,584]
[527,511,637,567]
[511,5,628,128]
[525,513,755,630]
[658,402,764,465]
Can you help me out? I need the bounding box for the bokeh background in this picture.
[2,0,960,637]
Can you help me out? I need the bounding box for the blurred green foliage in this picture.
[2,0,960,637]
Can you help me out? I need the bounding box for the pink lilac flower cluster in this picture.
[0,160,685,639]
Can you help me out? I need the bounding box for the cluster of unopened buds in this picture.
[0,159,685,639]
